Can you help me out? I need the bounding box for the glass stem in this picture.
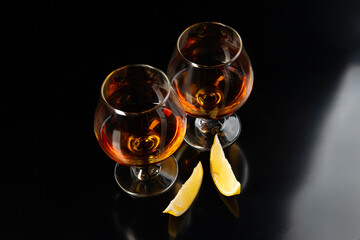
[195,118,224,135]
[131,164,161,181]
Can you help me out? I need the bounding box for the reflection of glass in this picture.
[94,65,186,197]
[227,142,249,191]
[113,192,169,239]
[217,143,249,217]
[168,22,253,151]
[176,142,249,191]
[175,141,249,217]
[113,189,192,239]
[174,142,204,178]
[168,211,191,240]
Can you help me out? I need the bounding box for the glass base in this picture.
[114,156,178,198]
[184,113,241,151]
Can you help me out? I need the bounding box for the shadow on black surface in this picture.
[111,143,196,240]
[112,141,249,240]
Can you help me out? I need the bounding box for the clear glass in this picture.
[94,64,186,197]
[167,22,253,151]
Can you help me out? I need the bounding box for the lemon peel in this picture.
[163,161,203,216]
[210,135,241,196]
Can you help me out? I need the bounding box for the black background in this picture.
[2,0,360,239]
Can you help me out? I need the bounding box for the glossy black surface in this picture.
[3,0,360,239]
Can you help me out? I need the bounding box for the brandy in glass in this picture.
[167,22,253,151]
[94,64,186,197]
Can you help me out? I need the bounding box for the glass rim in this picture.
[100,64,171,116]
[176,22,243,69]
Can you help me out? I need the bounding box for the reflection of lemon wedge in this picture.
[163,161,203,216]
[210,135,241,196]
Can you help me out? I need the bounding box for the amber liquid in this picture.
[97,83,185,166]
[172,66,250,119]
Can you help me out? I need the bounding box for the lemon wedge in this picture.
[210,135,241,196]
[163,161,203,216]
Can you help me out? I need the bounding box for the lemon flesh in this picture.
[163,161,203,216]
[210,135,241,196]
